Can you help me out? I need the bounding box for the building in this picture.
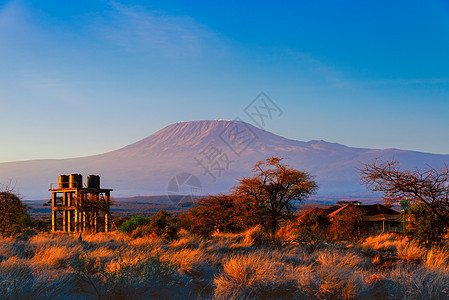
[327,203,402,233]
[49,174,112,232]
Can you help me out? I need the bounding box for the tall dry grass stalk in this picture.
[397,242,427,263]
[362,233,401,251]
[214,253,298,299]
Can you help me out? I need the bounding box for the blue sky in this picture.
[1,0,449,162]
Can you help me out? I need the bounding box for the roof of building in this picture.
[296,205,341,222]
[327,203,400,219]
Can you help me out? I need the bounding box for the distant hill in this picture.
[2,120,449,199]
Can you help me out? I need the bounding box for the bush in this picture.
[182,195,249,237]
[296,209,330,238]
[0,190,30,237]
[329,206,365,241]
[405,203,447,248]
[118,216,149,234]
[149,210,173,237]
[119,211,179,239]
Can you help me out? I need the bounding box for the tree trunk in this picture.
[270,219,277,237]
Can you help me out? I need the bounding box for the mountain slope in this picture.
[1,120,448,199]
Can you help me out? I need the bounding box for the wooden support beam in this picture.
[83,211,86,231]
[52,211,57,232]
[105,191,110,232]
[94,212,98,233]
[74,209,79,232]
[63,192,67,232]
[52,192,56,231]
[52,206,76,211]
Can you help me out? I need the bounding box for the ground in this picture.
[0,228,448,299]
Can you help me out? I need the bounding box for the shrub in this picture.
[148,210,179,239]
[182,195,249,237]
[362,233,400,252]
[329,205,365,240]
[296,208,330,238]
[0,190,30,237]
[119,211,179,239]
[118,216,149,234]
[405,203,447,248]
[397,241,426,263]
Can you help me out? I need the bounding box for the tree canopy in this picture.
[360,158,449,227]
[181,157,318,237]
[233,157,318,236]
[0,186,30,237]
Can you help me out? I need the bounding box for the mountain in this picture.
[1,119,449,200]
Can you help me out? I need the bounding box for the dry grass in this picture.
[214,253,298,299]
[0,230,448,299]
[397,242,427,263]
[362,233,401,251]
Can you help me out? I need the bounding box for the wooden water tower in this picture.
[49,174,113,232]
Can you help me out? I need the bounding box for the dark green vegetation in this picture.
[119,210,179,239]
[405,203,447,248]
[0,186,31,237]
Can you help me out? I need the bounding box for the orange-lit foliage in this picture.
[233,157,318,236]
[295,205,331,237]
[329,205,365,240]
[182,157,318,237]
[180,194,254,236]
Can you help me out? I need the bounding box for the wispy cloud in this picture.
[96,1,225,59]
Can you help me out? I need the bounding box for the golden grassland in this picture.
[1,228,449,299]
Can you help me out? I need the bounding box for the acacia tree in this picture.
[360,158,449,228]
[0,185,30,237]
[233,157,318,237]
[184,194,252,236]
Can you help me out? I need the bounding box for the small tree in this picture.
[149,210,178,239]
[361,159,449,226]
[329,205,365,240]
[182,194,251,237]
[296,207,330,238]
[233,157,318,237]
[361,158,449,247]
[405,203,446,248]
[118,215,149,234]
[0,185,30,237]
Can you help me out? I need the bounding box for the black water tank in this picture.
[69,174,83,189]
[87,175,100,189]
[58,175,69,189]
